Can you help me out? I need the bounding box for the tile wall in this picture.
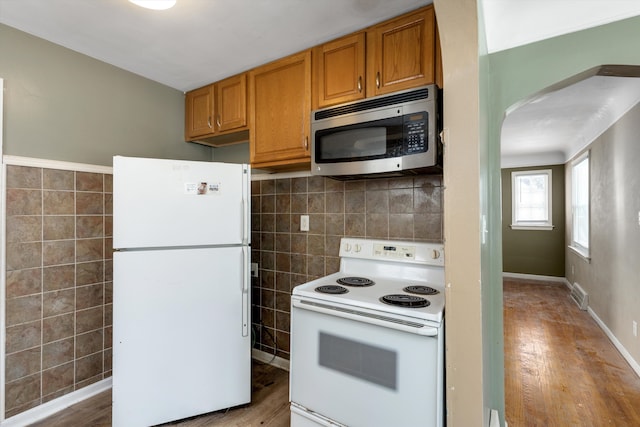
[250,174,443,360]
[4,165,112,418]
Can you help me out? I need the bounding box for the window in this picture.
[570,152,590,258]
[511,169,553,230]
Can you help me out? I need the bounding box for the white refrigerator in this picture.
[112,156,251,427]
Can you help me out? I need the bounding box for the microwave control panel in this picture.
[403,111,428,154]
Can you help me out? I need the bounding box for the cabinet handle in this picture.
[357,76,362,93]
[207,117,212,128]
[304,136,309,150]
[216,115,221,128]
[376,72,380,89]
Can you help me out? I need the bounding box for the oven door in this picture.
[290,298,443,427]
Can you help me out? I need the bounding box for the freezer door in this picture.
[112,247,251,427]
[113,156,250,248]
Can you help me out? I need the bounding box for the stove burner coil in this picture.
[404,285,440,295]
[336,277,375,287]
[380,294,430,308]
[315,285,349,294]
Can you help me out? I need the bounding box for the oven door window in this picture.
[290,304,442,427]
[319,332,397,390]
[314,117,403,163]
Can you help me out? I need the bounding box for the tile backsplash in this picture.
[250,174,443,360]
[4,165,112,418]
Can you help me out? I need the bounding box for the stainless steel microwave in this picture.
[311,85,440,179]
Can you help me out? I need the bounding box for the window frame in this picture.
[569,151,590,260]
[510,169,554,231]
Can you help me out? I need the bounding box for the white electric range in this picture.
[289,238,445,427]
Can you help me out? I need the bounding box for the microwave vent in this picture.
[314,87,430,120]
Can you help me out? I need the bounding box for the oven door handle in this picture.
[292,299,440,336]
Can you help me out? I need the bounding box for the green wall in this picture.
[501,164,565,276]
[0,24,211,166]
[212,142,250,164]
[478,4,505,422]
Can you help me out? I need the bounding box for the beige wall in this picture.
[566,103,640,368]
[434,0,489,425]
[0,24,211,166]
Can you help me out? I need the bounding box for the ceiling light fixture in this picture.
[129,0,176,10]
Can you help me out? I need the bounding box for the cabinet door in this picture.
[367,6,435,96]
[185,84,214,140]
[216,74,247,132]
[249,50,311,168]
[435,20,443,89]
[315,32,366,108]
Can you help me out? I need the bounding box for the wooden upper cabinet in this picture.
[435,20,443,89]
[314,32,366,109]
[184,73,248,143]
[185,84,214,140]
[367,6,435,96]
[250,50,311,169]
[313,6,438,108]
[216,74,247,132]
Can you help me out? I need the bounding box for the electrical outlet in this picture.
[251,263,259,278]
[633,321,638,338]
[300,215,310,232]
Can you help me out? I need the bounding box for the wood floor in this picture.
[504,278,640,427]
[28,280,640,426]
[29,362,289,427]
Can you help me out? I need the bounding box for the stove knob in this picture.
[432,249,441,259]
[354,244,362,253]
[344,243,352,252]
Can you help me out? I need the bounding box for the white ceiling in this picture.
[481,0,640,54]
[2,0,640,167]
[501,75,640,168]
[0,0,430,92]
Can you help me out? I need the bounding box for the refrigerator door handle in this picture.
[241,199,247,245]
[241,165,250,246]
[242,246,250,337]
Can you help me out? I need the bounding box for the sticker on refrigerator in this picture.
[184,182,221,195]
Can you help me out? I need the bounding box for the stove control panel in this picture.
[373,243,415,260]
[339,238,444,266]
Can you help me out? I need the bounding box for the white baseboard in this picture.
[489,409,501,427]
[502,272,571,289]
[252,348,290,371]
[0,378,112,427]
[588,307,640,378]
